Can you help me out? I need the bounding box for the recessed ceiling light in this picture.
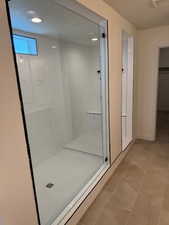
[31,17,43,23]
[52,46,56,49]
[91,38,98,42]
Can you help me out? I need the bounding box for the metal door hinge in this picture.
[97,70,102,80]
[102,33,106,38]
[105,157,108,162]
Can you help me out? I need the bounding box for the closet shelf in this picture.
[159,67,169,72]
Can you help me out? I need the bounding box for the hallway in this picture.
[157,111,169,142]
[78,138,169,225]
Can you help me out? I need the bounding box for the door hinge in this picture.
[97,70,102,80]
[102,33,106,38]
[105,157,108,162]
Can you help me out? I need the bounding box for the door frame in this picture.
[154,45,169,140]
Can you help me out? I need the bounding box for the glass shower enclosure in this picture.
[8,0,110,224]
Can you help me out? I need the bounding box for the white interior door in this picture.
[122,32,134,151]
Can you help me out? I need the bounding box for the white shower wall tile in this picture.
[60,41,101,138]
[16,31,103,166]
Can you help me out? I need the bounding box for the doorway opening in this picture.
[121,31,134,151]
[156,47,169,142]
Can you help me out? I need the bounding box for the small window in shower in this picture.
[13,34,38,55]
[8,0,110,225]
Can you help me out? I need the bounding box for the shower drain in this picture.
[46,183,54,188]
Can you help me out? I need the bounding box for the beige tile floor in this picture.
[78,111,169,225]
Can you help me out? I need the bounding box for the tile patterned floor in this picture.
[77,112,169,225]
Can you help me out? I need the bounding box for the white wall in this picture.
[136,26,169,140]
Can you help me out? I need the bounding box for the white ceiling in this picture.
[9,0,100,46]
[104,0,169,29]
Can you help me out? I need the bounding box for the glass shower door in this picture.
[8,0,109,224]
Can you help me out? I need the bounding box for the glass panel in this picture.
[13,34,38,55]
[8,1,108,224]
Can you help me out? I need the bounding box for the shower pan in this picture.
[7,0,110,224]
